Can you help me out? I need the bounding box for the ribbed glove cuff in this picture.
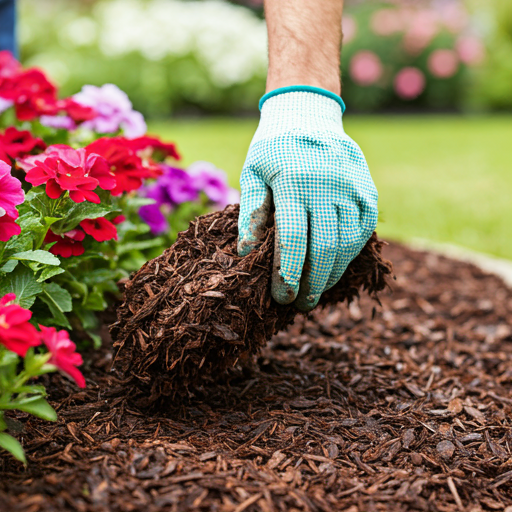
[253,88,346,144]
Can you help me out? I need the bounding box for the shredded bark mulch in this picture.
[1,242,512,512]
[111,204,392,402]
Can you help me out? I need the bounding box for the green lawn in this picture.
[149,115,512,260]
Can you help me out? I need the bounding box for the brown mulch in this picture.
[111,204,392,401]
[1,242,512,511]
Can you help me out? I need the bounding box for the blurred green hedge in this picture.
[19,0,510,115]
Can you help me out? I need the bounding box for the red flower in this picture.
[86,137,152,195]
[20,145,115,203]
[112,215,126,225]
[44,228,85,258]
[80,217,118,242]
[0,51,21,79]
[39,325,85,388]
[59,98,96,123]
[0,293,41,357]
[125,135,181,161]
[0,69,59,121]
[0,127,46,164]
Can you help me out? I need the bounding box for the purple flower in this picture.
[158,165,199,205]
[73,84,147,138]
[139,202,168,234]
[0,97,13,114]
[40,115,76,130]
[188,161,239,208]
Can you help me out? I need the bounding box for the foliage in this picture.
[0,52,237,461]
[19,0,497,114]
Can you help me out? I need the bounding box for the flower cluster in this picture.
[0,51,238,463]
[0,293,84,387]
[140,161,239,234]
[343,0,485,107]
[0,51,95,122]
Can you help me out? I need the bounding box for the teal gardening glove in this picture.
[238,86,378,311]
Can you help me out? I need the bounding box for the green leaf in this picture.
[0,266,42,308]
[12,250,60,266]
[87,331,102,349]
[117,237,165,255]
[37,266,65,283]
[84,290,106,311]
[39,283,72,329]
[14,397,57,422]
[0,432,26,464]
[125,197,156,208]
[52,203,120,234]
[0,260,18,273]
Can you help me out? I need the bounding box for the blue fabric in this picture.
[238,90,378,311]
[0,0,16,57]
[259,85,346,113]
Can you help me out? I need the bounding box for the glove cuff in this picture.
[259,85,346,113]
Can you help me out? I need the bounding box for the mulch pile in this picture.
[1,242,512,511]
[111,204,392,402]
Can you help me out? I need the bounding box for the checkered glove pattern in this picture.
[238,88,378,311]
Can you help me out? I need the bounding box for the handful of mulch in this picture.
[111,204,393,399]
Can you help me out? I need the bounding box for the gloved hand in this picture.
[237,86,378,311]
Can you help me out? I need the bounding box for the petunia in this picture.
[44,229,85,258]
[73,83,146,138]
[0,293,41,357]
[80,217,118,242]
[158,165,199,205]
[0,69,59,121]
[21,145,115,203]
[39,325,85,388]
[138,202,168,235]
[0,127,46,164]
[188,161,229,203]
[0,210,20,242]
[0,160,24,218]
[86,137,153,195]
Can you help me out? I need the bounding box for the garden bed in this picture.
[1,241,512,511]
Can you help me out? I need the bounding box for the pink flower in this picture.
[370,9,403,37]
[0,294,41,357]
[80,217,118,242]
[394,67,426,100]
[21,145,115,204]
[39,325,86,388]
[0,160,23,241]
[342,15,357,45]
[0,160,24,218]
[349,51,383,86]
[0,212,20,242]
[402,10,439,55]
[428,49,459,79]
[456,36,485,66]
[439,3,469,34]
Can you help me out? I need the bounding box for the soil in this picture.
[1,242,512,512]
[111,204,392,402]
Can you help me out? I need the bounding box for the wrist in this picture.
[253,89,346,144]
[259,86,346,113]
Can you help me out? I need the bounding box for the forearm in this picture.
[264,0,343,96]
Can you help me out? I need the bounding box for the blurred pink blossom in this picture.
[428,49,459,78]
[370,9,403,36]
[456,36,485,66]
[394,67,426,100]
[342,15,357,45]
[349,51,383,86]
[403,10,439,55]
[438,3,469,34]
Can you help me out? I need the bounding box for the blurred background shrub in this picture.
[19,0,510,116]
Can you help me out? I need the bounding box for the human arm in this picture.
[237,0,378,311]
